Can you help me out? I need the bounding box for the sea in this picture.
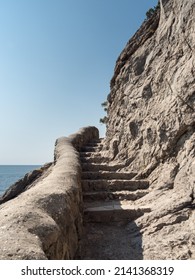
[0,165,41,196]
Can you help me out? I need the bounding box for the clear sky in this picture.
[0,0,158,165]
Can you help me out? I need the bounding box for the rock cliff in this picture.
[1,0,195,260]
[103,0,195,259]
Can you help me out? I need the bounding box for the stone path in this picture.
[79,139,151,259]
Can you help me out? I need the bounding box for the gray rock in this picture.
[0,126,99,259]
[104,0,195,259]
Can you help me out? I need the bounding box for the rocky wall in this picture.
[103,0,195,259]
[105,0,195,174]
[0,126,99,260]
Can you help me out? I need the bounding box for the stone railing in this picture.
[0,126,99,259]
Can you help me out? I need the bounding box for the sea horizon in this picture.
[0,164,42,166]
[0,165,42,196]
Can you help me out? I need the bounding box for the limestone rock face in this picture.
[104,0,195,259]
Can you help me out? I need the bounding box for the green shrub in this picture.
[99,116,108,124]
[101,101,108,112]
[100,101,108,124]
[146,1,160,19]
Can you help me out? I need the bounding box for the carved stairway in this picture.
[79,138,150,259]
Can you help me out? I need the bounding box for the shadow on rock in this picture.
[78,220,143,260]
[125,221,143,260]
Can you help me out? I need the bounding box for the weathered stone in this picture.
[103,0,195,259]
[80,138,151,259]
[0,126,99,259]
[1,0,195,260]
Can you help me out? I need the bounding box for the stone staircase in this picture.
[79,138,151,259]
[80,138,150,224]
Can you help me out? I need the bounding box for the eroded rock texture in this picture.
[103,0,195,259]
[0,127,99,260]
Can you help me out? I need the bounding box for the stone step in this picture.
[82,171,137,180]
[82,163,125,172]
[85,141,103,147]
[80,156,109,164]
[83,190,149,202]
[80,146,103,152]
[80,152,102,158]
[82,179,149,192]
[84,201,151,223]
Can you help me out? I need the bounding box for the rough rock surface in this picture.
[0,127,99,259]
[103,0,195,259]
[1,0,195,260]
[79,139,150,259]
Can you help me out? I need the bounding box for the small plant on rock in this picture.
[146,1,160,19]
[100,101,108,124]
[100,116,108,124]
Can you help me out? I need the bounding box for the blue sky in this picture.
[0,0,158,164]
